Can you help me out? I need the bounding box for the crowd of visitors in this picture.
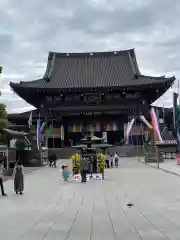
[61,152,120,183]
[0,151,120,197]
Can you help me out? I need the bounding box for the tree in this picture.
[0,103,8,130]
[0,66,3,74]
[0,103,8,144]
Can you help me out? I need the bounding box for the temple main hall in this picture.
[9,49,175,148]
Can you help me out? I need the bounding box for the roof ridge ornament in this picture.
[128,51,136,75]
[44,52,56,82]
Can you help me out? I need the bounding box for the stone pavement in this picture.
[140,157,180,177]
[1,158,180,239]
[3,166,41,181]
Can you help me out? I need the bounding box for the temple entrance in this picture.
[128,134,144,146]
[66,132,83,146]
[107,130,124,145]
[48,137,62,148]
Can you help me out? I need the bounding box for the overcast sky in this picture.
[0,0,180,113]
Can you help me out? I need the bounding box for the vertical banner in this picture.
[173,92,180,150]
[150,107,163,141]
[124,118,135,144]
[173,92,178,134]
[28,111,32,128]
[140,115,153,129]
[124,123,128,139]
[60,125,64,140]
[36,119,41,150]
[40,122,46,133]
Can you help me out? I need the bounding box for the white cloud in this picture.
[0,0,180,112]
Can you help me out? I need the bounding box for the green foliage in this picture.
[0,66,3,74]
[0,104,8,130]
[0,103,8,144]
[97,153,105,173]
[0,104,6,118]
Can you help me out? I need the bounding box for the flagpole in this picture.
[178,79,180,106]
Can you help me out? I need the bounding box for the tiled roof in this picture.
[10,49,175,90]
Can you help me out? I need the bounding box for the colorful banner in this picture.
[125,118,135,143]
[140,115,153,129]
[173,92,180,150]
[150,107,163,141]
[36,119,41,150]
[40,122,46,133]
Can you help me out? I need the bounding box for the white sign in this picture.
[72,173,102,181]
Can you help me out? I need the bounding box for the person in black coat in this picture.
[49,152,57,168]
[0,160,7,196]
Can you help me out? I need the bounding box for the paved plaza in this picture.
[1,158,180,239]
[143,159,180,177]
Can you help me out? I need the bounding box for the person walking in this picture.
[13,162,24,195]
[114,152,119,168]
[52,153,57,168]
[79,157,88,183]
[0,161,7,196]
[110,154,113,168]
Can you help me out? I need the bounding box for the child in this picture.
[61,164,69,181]
[13,162,24,195]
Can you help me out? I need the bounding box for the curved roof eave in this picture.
[9,75,175,91]
[48,48,135,59]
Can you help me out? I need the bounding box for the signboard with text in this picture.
[72,173,102,181]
